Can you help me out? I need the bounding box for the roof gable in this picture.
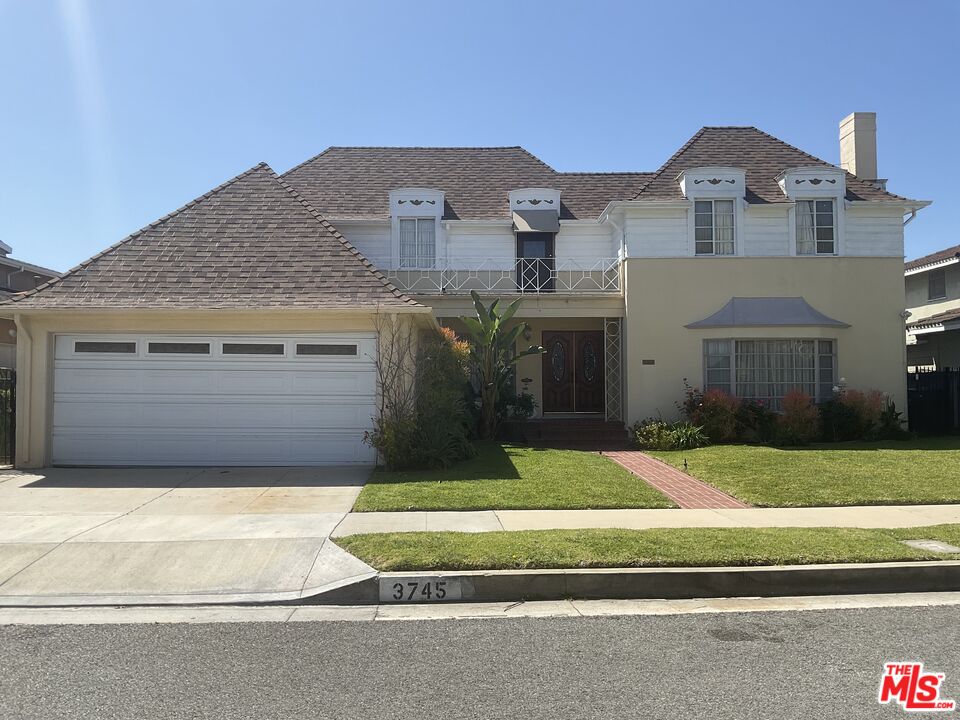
[633,127,911,204]
[905,243,960,272]
[6,164,417,310]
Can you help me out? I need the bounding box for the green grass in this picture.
[352,442,674,512]
[647,437,960,507]
[336,524,960,571]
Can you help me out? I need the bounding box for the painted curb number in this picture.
[379,576,462,603]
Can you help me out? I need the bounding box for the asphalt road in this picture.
[2,606,957,719]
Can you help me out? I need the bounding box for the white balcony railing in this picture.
[373,257,623,295]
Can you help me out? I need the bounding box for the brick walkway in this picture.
[604,451,750,509]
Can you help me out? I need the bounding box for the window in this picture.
[704,338,836,409]
[296,343,358,356]
[694,200,735,255]
[929,268,947,301]
[796,199,835,255]
[399,218,436,268]
[148,342,210,354]
[222,343,284,355]
[75,341,136,354]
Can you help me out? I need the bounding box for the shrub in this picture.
[840,389,884,438]
[631,420,676,450]
[736,400,778,443]
[775,390,820,446]
[874,399,910,440]
[693,389,741,443]
[670,422,710,450]
[818,398,862,442]
[413,327,476,469]
[630,419,709,450]
[499,391,537,421]
[677,379,703,422]
[365,325,476,470]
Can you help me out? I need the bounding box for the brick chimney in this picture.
[839,112,886,189]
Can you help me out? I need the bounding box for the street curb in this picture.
[4,562,960,608]
[371,560,960,604]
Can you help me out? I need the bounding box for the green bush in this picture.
[693,389,740,443]
[630,419,709,451]
[365,326,476,471]
[736,400,778,443]
[670,422,710,450]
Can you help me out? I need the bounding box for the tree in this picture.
[460,291,544,439]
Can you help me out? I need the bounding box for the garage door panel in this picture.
[53,333,378,466]
[52,432,375,465]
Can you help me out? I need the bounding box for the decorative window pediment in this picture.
[777,167,846,200]
[677,167,746,199]
[389,188,445,218]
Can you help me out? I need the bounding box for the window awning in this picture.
[512,209,560,233]
[685,297,849,328]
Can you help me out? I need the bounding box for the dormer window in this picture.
[399,218,436,268]
[796,199,835,255]
[694,199,735,255]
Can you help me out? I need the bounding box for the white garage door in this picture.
[52,334,378,466]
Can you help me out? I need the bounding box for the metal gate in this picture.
[907,368,960,434]
[0,368,14,465]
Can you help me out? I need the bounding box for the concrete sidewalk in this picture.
[332,503,960,536]
[0,467,376,606]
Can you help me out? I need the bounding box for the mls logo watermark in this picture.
[878,662,956,712]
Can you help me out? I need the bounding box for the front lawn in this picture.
[647,437,960,507]
[336,524,960,571]
[353,442,674,512]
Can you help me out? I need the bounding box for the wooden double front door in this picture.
[541,331,604,413]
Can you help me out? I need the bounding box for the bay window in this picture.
[704,338,836,409]
[796,199,835,255]
[399,218,436,268]
[694,199,735,255]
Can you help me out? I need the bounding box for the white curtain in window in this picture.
[796,201,816,255]
[399,219,417,268]
[417,219,436,268]
[715,200,735,255]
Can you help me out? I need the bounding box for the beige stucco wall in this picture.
[12,309,428,468]
[622,257,908,423]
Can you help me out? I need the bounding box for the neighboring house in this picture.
[905,244,960,370]
[2,112,929,468]
[0,241,59,368]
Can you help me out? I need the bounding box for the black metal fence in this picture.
[907,368,960,434]
[0,368,13,465]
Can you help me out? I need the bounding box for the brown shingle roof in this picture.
[905,244,960,272]
[908,306,960,329]
[633,126,913,204]
[282,146,651,220]
[5,164,418,310]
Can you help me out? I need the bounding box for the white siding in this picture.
[624,209,688,257]
[555,224,618,263]
[445,228,515,269]
[741,208,790,256]
[844,205,904,257]
[337,223,391,265]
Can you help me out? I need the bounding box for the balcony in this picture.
[374,257,623,295]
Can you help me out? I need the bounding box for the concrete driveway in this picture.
[0,466,376,605]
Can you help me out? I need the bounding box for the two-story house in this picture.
[3,112,928,468]
[0,241,59,367]
[905,244,960,370]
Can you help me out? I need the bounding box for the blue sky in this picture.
[1,0,957,272]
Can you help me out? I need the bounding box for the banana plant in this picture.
[460,290,544,439]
